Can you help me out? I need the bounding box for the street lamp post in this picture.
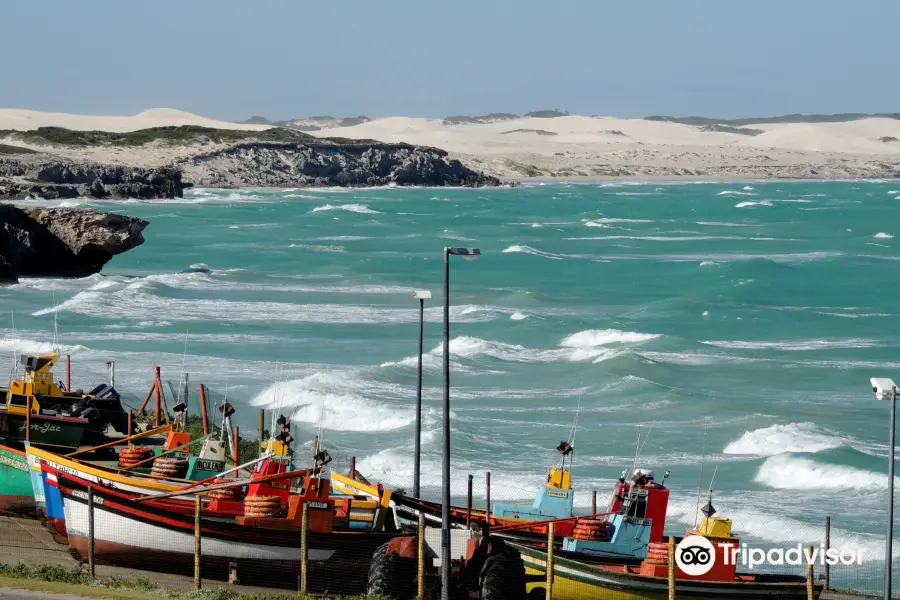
[412,290,431,499]
[441,247,480,600]
[871,377,898,600]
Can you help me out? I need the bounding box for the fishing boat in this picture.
[0,353,129,450]
[0,353,133,513]
[46,458,402,592]
[511,495,822,600]
[0,444,32,514]
[383,442,632,539]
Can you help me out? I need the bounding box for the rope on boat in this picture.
[150,456,189,478]
[243,494,283,518]
[207,478,245,501]
[118,446,154,468]
[570,517,614,541]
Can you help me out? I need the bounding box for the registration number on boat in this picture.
[196,460,223,471]
[73,490,104,505]
[308,501,329,509]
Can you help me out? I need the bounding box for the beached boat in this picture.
[47,460,401,592]
[0,353,129,450]
[511,499,822,600]
[0,444,33,514]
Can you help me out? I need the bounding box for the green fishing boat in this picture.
[0,444,34,514]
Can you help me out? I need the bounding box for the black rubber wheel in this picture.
[367,541,418,600]
[481,549,526,600]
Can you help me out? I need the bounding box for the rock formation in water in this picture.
[181,141,500,188]
[0,204,148,283]
[0,126,502,200]
[0,156,187,200]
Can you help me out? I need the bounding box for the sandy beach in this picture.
[1,108,899,180]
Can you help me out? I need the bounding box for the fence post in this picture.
[66,354,71,391]
[546,522,554,600]
[233,426,240,469]
[591,490,597,515]
[485,471,491,524]
[258,409,265,454]
[466,475,473,528]
[194,495,201,591]
[300,503,309,593]
[127,410,133,439]
[25,397,32,442]
[350,456,356,480]
[87,487,95,579]
[418,512,426,600]
[667,536,675,600]
[824,516,831,590]
[806,546,814,600]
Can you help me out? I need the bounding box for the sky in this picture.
[2,0,897,121]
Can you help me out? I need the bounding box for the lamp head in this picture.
[871,377,898,400]
[414,290,432,300]
[448,247,481,261]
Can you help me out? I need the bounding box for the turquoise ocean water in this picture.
[3,180,900,590]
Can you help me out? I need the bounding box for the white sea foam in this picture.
[743,185,754,191]
[700,338,879,351]
[718,190,756,196]
[696,221,751,227]
[0,337,87,356]
[699,260,719,267]
[383,329,655,368]
[755,454,893,490]
[566,235,782,242]
[501,245,565,260]
[560,329,660,347]
[724,422,845,455]
[32,284,502,325]
[582,217,653,224]
[509,312,528,321]
[734,200,773,208]
[310,203,380,214]
[251,371,430,432]
[874,232,894,239]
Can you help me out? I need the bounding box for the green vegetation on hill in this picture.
[524,109,569,118]
[0,143,37,154]
[645,113,900,125]
[0,126,316,147]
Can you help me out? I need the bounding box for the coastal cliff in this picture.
[0,126,501,199]
[0,205,147,283]
[0,156,186,200]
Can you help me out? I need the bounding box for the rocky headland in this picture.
[0,126,501,200]
[0,204,148,283]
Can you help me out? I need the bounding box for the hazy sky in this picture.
[3,0,897,121]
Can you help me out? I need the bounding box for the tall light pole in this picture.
[442,247,480,600]
[413,289,431,499]
[871,376,897,600]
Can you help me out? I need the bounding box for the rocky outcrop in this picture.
[0,205,147,283]
[182,141,500,188]
[0,156,187,200]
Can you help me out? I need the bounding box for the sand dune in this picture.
[1,108,898,179]
[0,107,268,133]
[314,115,900,156]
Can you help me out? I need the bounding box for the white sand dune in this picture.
[0,107,268,133]
[314,115,900,156]
[1,108,898,179]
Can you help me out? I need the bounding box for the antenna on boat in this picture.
[8,312,17,384]
[52,292,60,353]
[177,329,189,404]
[694,418,711,529]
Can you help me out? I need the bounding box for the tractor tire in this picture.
[481,549,526,600]
[367,541,418,600]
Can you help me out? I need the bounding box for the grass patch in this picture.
[0,564,385,600]
[645,113,900,126]
[0,143,37,154]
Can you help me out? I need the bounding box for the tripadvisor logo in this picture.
[675,536,716,576]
